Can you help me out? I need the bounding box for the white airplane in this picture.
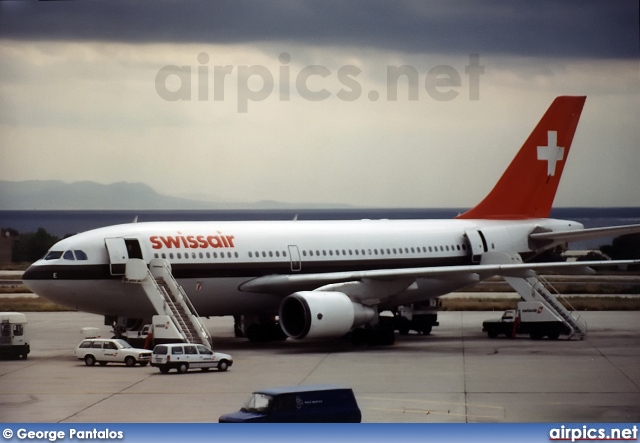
[22,96,640,343]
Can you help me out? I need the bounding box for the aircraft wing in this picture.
[239,258,640,294]
[530,223,640,245]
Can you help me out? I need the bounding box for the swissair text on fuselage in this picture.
[150,233,236,249]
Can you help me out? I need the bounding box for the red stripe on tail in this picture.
[457,96,586,220]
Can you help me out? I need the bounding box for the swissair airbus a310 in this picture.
[22,96,640,344]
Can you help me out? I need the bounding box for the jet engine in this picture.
[279,291,375,339]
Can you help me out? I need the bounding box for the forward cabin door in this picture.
[105,238,143,275]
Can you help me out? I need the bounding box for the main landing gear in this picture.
[349,317,396,346]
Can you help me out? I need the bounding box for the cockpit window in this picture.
[63,250,75,260]
[44,251,64,260]
[74,250,88,260]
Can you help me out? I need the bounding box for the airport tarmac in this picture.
[0,311,639,423]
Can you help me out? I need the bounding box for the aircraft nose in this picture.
[21,263,50,292]
[21,263,59,300]
[22,264,38,281]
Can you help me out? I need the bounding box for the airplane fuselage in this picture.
[22,217,582,319]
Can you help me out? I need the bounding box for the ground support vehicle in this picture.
[75,338,152,366]
[482,301,572,340]
[0,312,29,359]
[219,385,361,423]
[151,343,233,373]
[392,300,440,335]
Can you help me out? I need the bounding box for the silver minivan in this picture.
[151,343,233,374]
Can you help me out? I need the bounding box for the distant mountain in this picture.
[0,180,207,210]
[0,180,353,210]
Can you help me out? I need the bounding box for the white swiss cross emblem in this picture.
[537,131,564,176]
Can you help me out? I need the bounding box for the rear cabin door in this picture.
[464,229,488,264]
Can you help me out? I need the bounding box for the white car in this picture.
[75,338,152,367]
[151,343,233,374]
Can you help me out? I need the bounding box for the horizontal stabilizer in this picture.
[530,223,640,244]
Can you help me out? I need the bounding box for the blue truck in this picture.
[219,385,362,423]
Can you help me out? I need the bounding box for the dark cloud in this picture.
[1,0,638,58]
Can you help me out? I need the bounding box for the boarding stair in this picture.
[480,251,587,339]
[503,274,587,339]
[124,258,212,347]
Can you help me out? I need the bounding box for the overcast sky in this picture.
[1,1,638,208]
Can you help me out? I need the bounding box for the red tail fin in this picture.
[457,96,586,220]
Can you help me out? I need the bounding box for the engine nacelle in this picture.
[279,291,375,339]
